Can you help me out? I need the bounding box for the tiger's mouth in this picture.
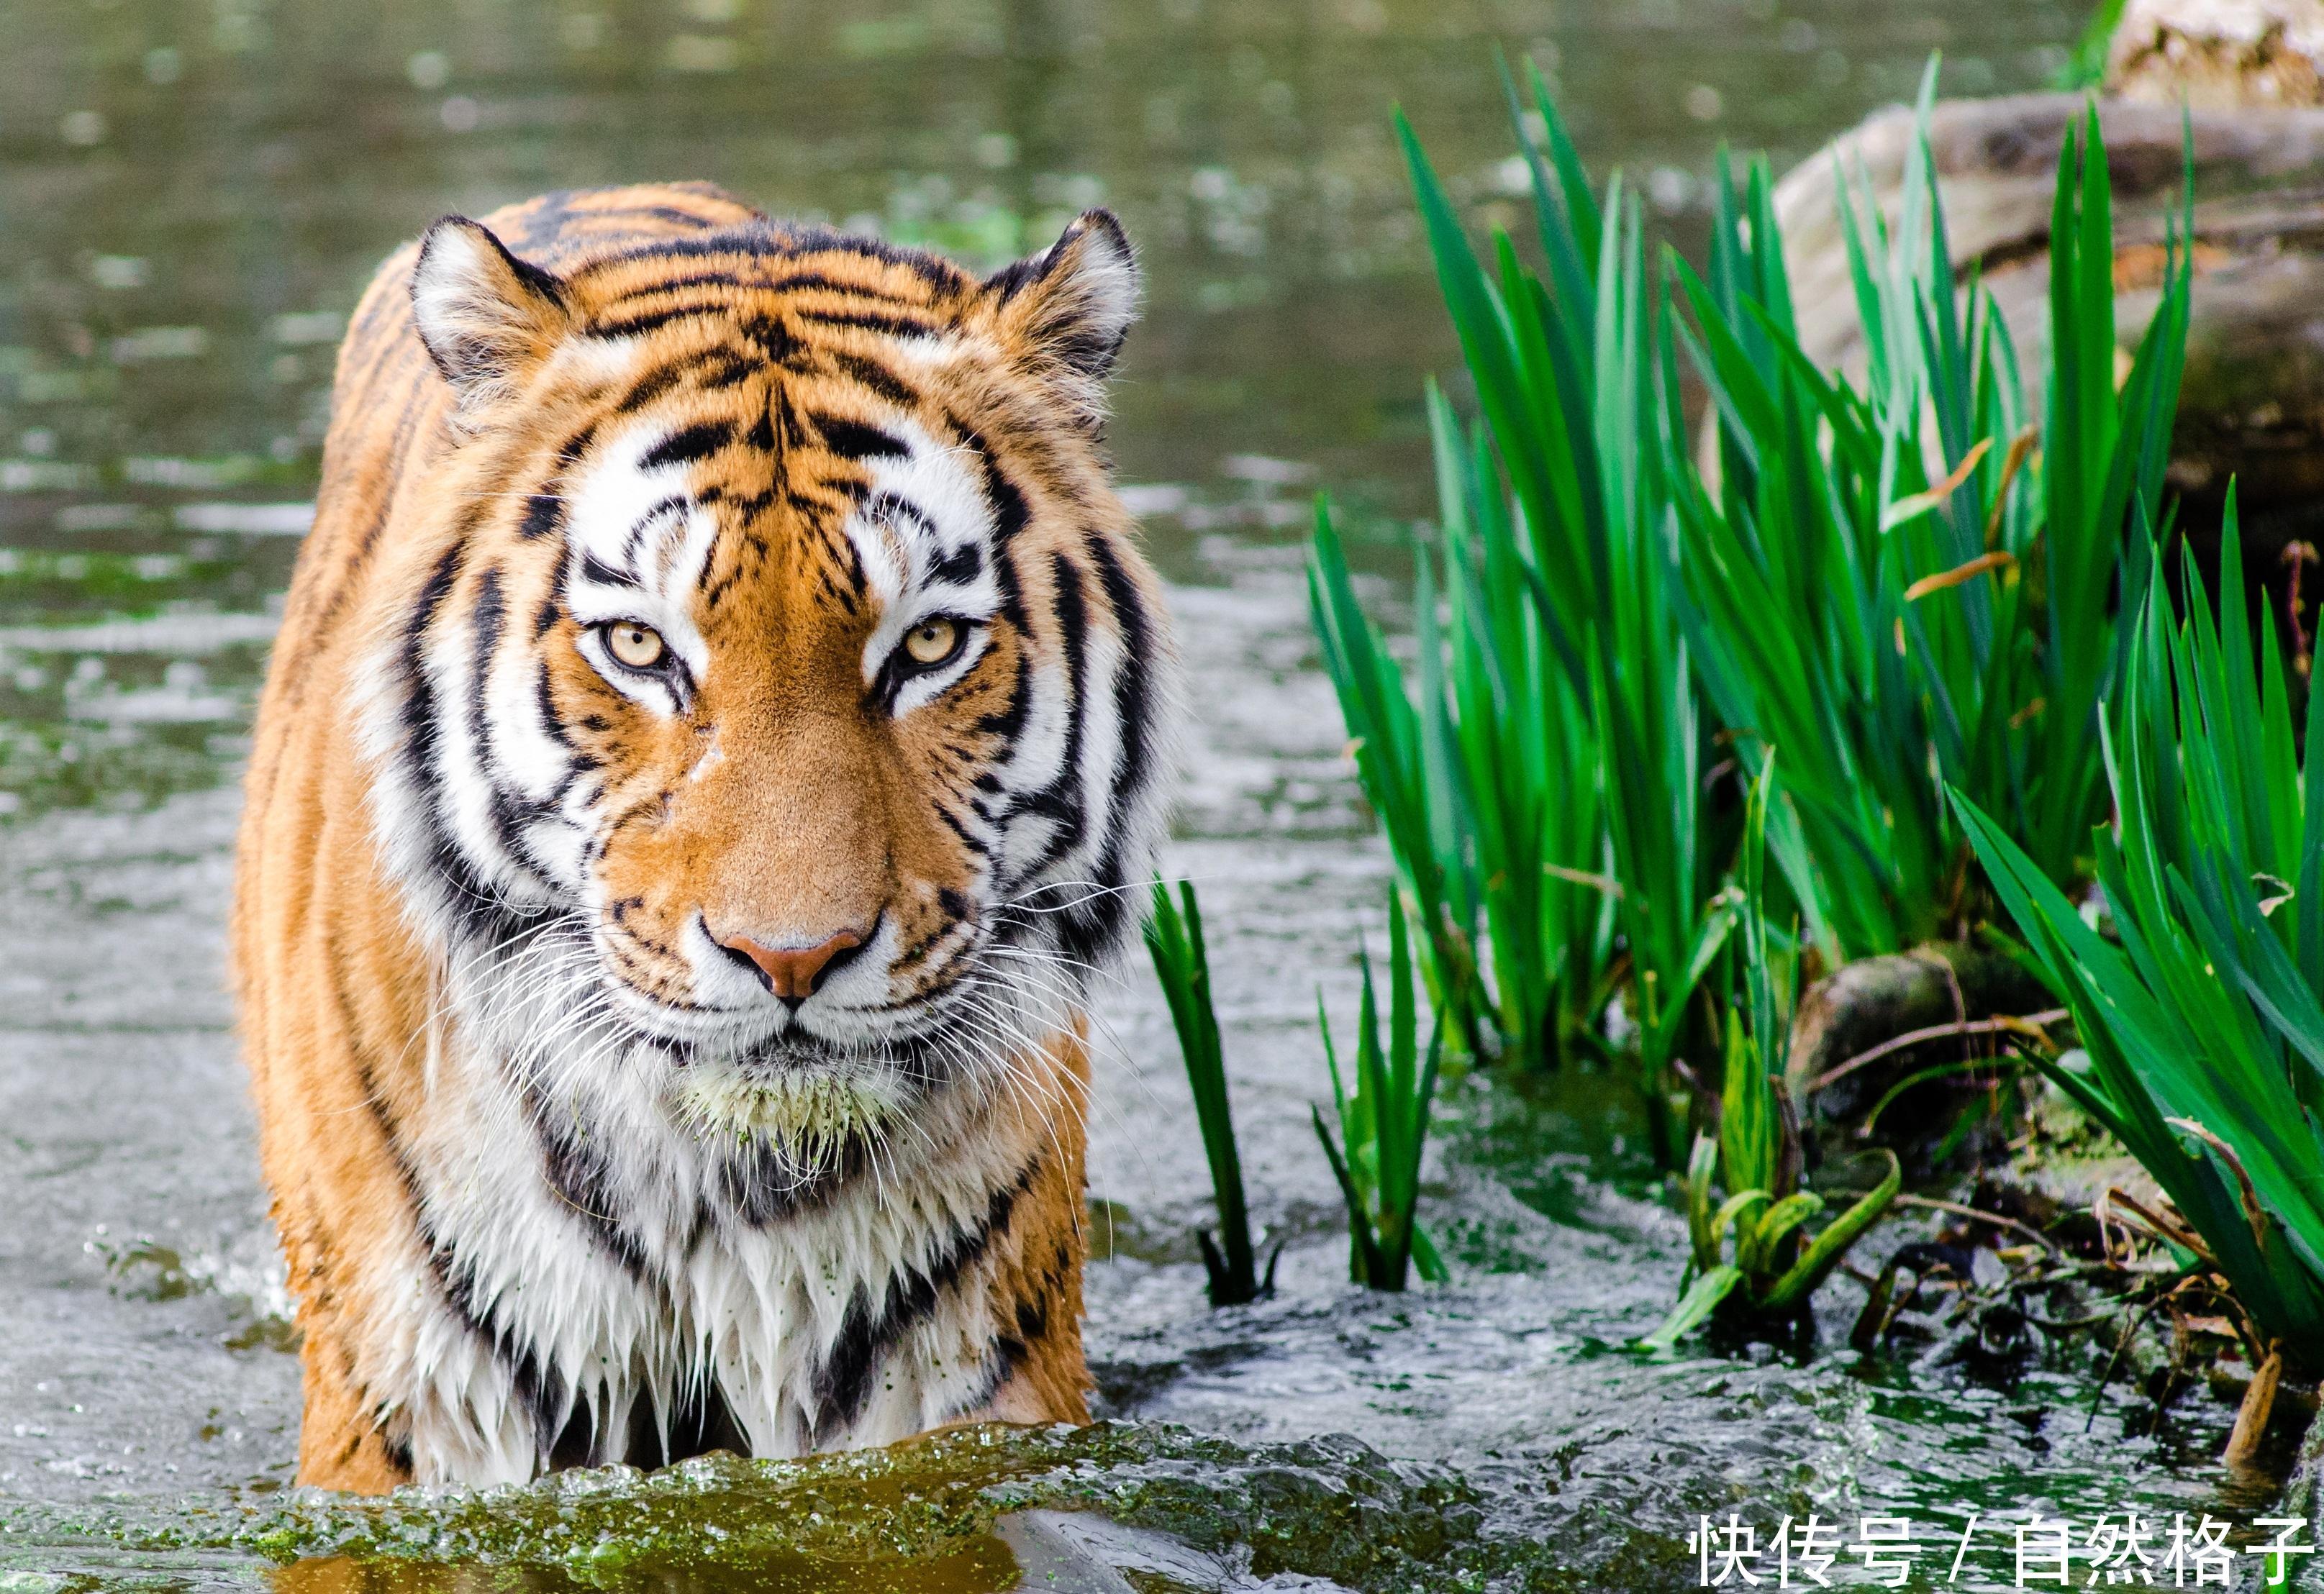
[617,939,1044,1158]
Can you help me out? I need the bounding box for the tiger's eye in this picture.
[605,621,667,670]
[904,616,963,667]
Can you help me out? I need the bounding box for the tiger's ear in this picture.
[983,209,1139,421]
[410,217,572,415]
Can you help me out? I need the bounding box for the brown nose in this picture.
[719,928,866,1003]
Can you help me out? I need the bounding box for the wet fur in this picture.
[231,183,1174,1490]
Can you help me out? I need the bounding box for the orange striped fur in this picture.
[232,183,1173,1490]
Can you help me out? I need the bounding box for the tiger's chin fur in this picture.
[671,1047,909,1159]
[230,183,1176,1491]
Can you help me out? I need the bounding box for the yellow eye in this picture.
[604,621,667,670]
[903,616,964,668]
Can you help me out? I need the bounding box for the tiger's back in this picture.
[234,183,1172,1490]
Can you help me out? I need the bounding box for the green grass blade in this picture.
[1641,1265,1745,1349]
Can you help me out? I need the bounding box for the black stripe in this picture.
[582,229,775,269]
[791,306,938,338]
[931,798,992,857]
[735,314,791,357]
[697,352,754,388]
[533,660,580,777]
[553,422,598,471]
[618,270,750,295]
[767,270,920,302]
[423,1224,568,1462]
[772,386,807,457]
[813,414,908,461]
[517,493,563,540]
[590,301,736,340]
[579,551,631,589]
[1089,538,1155,806]
[639,420,735,470]
[828,520,869,611]
[1057,538,1156,965]
[928,541,983,586]
[948,416,1031,547]
[467,568,558,890]
[832,351,920,407]
[516,422,589,545]
[771,229,968,291]
[715,1134,872,1227]
[519,1062,653,1282]
[356,941,569,1465]
[973,648,1032,742]
[866,491,935,539]
[624,508,682,585]
[400,546,529,947]
[616,362,688,414]
[990,534,1030,633]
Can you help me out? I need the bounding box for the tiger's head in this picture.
[361,204,1176,1165]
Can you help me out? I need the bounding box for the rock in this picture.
[1773,92,2324,531]
[1784,943,2056,1178]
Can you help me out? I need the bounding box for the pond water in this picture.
[0,1,2269,1590]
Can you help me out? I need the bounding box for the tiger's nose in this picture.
[717,926,870,1007]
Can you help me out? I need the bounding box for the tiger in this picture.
[230,181,1177,1491]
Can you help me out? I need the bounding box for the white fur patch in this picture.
[846,416,1004,715]
[562,424,720,712]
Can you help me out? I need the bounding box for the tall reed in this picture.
[1145,878,1268,1307]
[1314,895,1448,1291]
[1670,71,2189,961]
[1311,60,1727,1154]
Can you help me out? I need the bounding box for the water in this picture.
[0,1,2264,1589]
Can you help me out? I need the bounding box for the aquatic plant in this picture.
[1956,501,2324,1375]
[1310,62,1725,1144]
[1145,878,1269,1307]
[1643,765,1900,1348]
[1669,73,2189,962]
[1313,895,1448,1290]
